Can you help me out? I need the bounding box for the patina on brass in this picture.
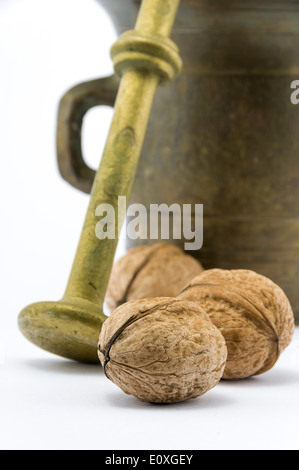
[58,0,299,323]
[18,0,182,363]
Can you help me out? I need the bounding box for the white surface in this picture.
[1,326,299,450]
[1,0,299,451]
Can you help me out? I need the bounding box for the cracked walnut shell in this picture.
[105,243,203,312]
[98,297,227,403]
[177,269,295,380]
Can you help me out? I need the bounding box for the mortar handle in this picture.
[56,74,120,194]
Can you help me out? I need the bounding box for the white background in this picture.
[1,0,299,451]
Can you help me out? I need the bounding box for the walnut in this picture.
[177,269,295,380]
[98,297,227,403]
[106,243,203,312]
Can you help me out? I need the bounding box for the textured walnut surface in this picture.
[106,243,203,312]
[178,269,295,380]
[98,297,227,403]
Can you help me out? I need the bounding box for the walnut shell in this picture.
[98,297,227,403]
[177,269,295,380]
[106,243,203,312]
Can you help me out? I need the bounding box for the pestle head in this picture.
[18,298,107,363]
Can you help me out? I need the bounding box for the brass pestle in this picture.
[18,0,182,363]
